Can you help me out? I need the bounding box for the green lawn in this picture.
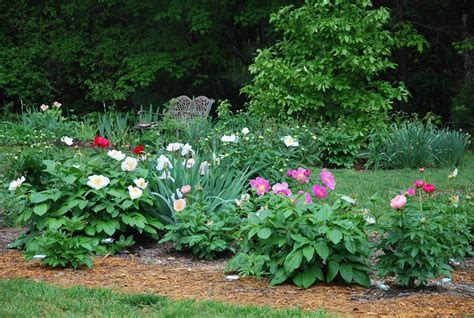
[0,279,331,318]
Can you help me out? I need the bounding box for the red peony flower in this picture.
[132,145,145,154]
[414,180,425,188]
[422,184,436,193]
[94,136,110,148]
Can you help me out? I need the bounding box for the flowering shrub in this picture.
[9,149,163,268]
[377,179,473,286]
[226,170,372,288]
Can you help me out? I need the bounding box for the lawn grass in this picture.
[334,152,474,211]
[0,279,331,318]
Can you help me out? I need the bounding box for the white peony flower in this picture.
[53,101,62,108]
[158,171,175,183]
[365,216,376,225]
[199,161,209,175]
[40,104,49,111]
[221,134,238,143]
[283,135,299,147]
[87,175,110,190]
[121,157,138,171]
[173,198,186,212]
[181,143,194,156]
[166,142,184,152]
[448,168,458,179]
[32,254,47,260]
[8,176,26,191]
[156,155,173,171]
[133,178,148,189]
[60,136,73,146]
[101,238,114,244]
[107,149,126,161]
[128,185,143,200]
[241,127,250,135]
[185,158,195,168]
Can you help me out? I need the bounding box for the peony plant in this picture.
[376,178,473,287]
[226,169,372,288]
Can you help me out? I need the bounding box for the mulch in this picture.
[0,227,473,317]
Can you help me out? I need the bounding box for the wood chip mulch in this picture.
[0,227,473,317]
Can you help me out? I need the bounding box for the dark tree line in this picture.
[0,0,472,125]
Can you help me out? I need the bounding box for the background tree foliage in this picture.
[242,0,425,131]
[0,0,472,125]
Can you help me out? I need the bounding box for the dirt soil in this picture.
[0,227,473,317]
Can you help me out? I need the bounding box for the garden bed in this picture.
[1,227,472,317]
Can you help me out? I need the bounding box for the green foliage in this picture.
[147,155,250,224]
[160,204,241,260]
[226,193,371,288]
[367,122,471,169]
[243,0,425,131]
[8,151,163,267]
[97,111,133,146]
[376,187,472,287]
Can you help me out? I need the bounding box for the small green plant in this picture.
[160,202,241,260]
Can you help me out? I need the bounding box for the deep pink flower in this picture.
[272,182,292,197]
[390,194,407,209]
[287,168,311,184]
[320,169,336,190]
[414,180,425,188]
[422,184,436,193]
[407,188,416,196]
[312,184,328,198]
[250,177,270,196]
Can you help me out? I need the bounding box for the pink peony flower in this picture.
[287,168,311,184]
[312,184,328,198]
[390,194,407,209]
[320,169,336,190]
[414,180,425,188]
[250,177,270,196]
[422,184,436,193]
[272,182,292,197]
[181,184,192,194]
[407,188,416,196]
[298,191,313,204]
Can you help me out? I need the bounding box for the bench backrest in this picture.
[168,95,214,120]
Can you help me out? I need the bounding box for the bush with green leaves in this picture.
[366,122,471,169]
[226,172,372,288]
[377,181,473,287]
[242,0,425,132]
[159,201,242,260]
[8,149,163,268]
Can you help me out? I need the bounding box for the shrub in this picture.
[226,170,372,288]
[159,203,241,260]
[376,180,473,286]
[242,0,425,132]
[8,149,163,268]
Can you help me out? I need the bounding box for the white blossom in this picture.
[87,175,110,190]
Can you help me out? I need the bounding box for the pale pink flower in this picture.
[312,184,328,198]
[173,198,187,212]
[320,169,336,190]
[390,194,407,209]
[272,182,292,197]
[250,177,270,196]
[181,184,192,194]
